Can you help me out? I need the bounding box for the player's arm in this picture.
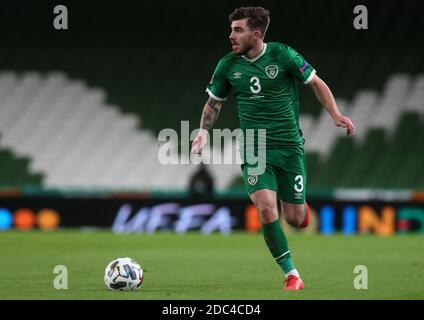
[308,74,355,136]
[200,96,223,131]
[191,96,224,154]
[193,55,230,154]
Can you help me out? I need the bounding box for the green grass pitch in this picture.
[0,231,422,300]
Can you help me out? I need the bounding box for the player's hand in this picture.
[191,129,208,155]
[333,114,355,136]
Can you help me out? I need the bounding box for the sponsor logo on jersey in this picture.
[233,72,242,79]
[299,62,310,75]
[247,175,258,185]
[265,65,279,79]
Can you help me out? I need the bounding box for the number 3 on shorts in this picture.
[294,175,304,192]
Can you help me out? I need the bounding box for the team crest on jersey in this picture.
[247,175,258,185]
[265,65,279,79]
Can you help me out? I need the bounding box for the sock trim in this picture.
[274,250,290,261]
[286,269,300,278]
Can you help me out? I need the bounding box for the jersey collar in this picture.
[242,43,267,63]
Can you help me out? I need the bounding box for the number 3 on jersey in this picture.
[294,175,304,192]
[250,76,261,94]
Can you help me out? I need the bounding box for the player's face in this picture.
[229,19,256,55]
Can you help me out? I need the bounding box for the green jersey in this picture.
[206,42,315,148]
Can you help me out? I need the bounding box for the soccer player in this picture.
[191,7,355,290]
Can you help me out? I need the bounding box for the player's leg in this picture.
[241,160,303,290]
[249,189,300,283]
[277,147,310,228]
[270,147,308,290]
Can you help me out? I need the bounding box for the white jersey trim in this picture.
[242,43,268,63]
[206,88,227,101]
[304,69,316,84]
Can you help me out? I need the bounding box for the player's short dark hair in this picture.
[229,7,270,38]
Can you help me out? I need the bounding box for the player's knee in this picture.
[257,205,278,224]
[286,216,302,227]
[284,208,304,227]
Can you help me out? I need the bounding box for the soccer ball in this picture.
[104,257,144,291]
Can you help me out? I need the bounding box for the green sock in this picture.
[262,220,295,274]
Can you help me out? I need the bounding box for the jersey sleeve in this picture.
[205,57,231,101]
[285,46,316,84]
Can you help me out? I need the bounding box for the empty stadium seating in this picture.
[301,74,424,189]
[0,71,241,191]
[0,71,422,191]
[0,1,423,192]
